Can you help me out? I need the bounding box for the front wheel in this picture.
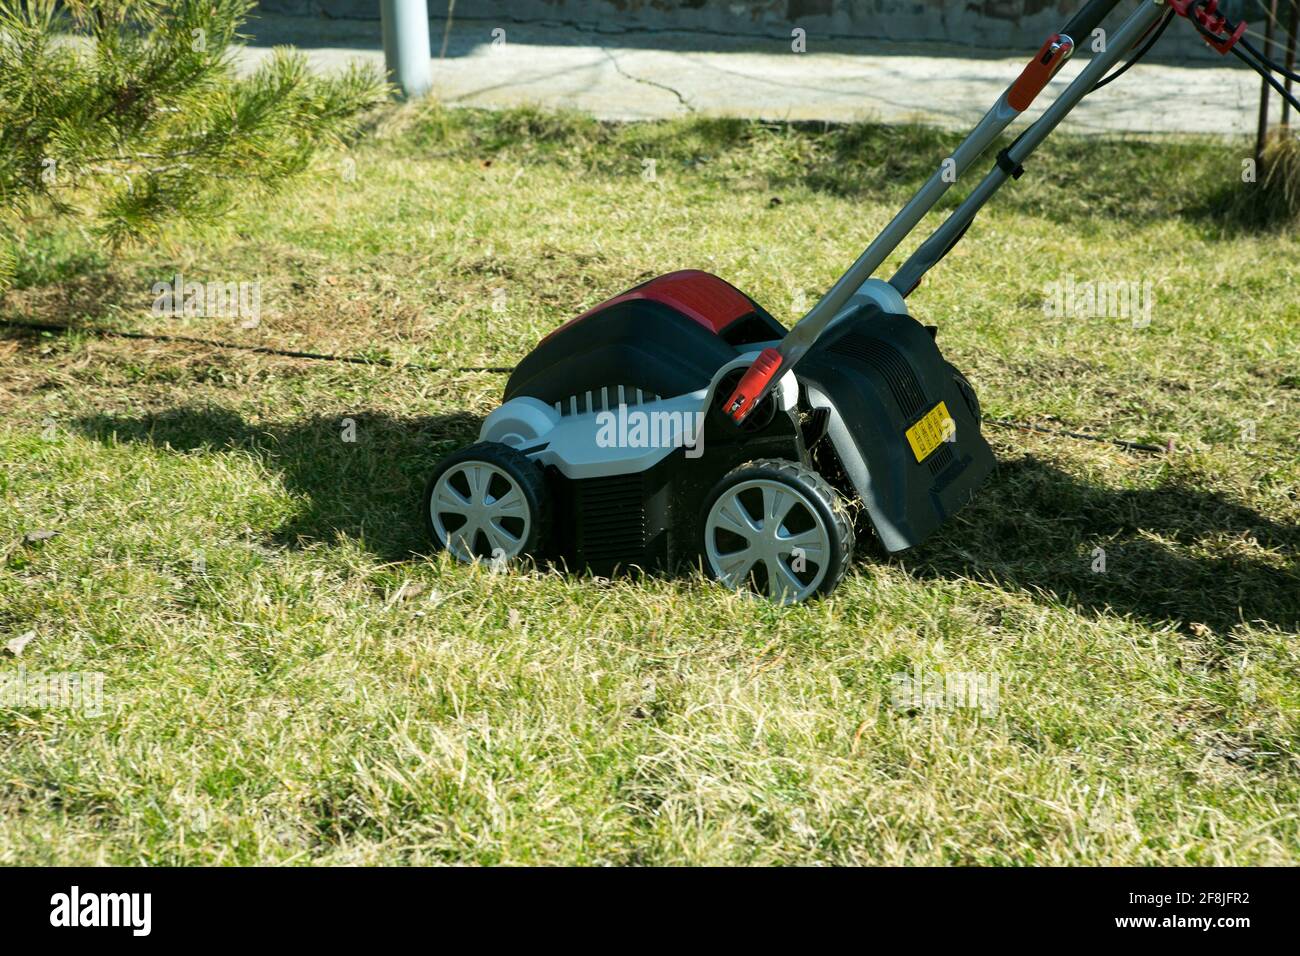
[424,441,549,563]
[700,459,854,604]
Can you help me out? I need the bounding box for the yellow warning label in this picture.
[905,401,955,463]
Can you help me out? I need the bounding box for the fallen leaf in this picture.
[386,580,426,606]
[851,719,871,755]
[5,631,36,657]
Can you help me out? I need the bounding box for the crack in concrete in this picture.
[601,48,696,112]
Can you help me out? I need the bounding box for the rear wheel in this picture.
[700,459,853,604]
[424,442,548,563]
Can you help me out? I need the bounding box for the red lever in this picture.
[1007,33,1074,112]
[723,347,783,423]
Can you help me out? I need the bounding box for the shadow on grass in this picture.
[72,405,483,562]
[71,405,1299,632]
[1183,170,1300,237]
[907,453,1300,634]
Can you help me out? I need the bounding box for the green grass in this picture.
[1,103,1297,865]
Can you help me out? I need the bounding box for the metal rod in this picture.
[1284,0,1299,127]
[440,0,457,61]
[720,0,1130,423]
[765,42,1081,374]
[1257,0,1278,166]
[381,0,433,100]
[792,103,1018,335]
[889,0,1167,298]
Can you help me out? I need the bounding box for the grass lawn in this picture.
[1,102,1297,865]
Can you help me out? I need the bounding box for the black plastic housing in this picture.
[796,304,995,552]
[541,399,803,577]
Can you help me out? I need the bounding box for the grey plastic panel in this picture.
[477,360,799,481]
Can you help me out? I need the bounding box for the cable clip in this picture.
[996,148,1024,180]
[1169,0,1247,55]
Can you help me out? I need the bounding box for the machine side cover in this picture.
[796,304,995,552]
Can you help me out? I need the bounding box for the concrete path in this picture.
[238,13,1282,135]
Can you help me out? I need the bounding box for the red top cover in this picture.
[539,270,755,345]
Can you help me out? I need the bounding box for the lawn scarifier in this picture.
[421,0,1290,604]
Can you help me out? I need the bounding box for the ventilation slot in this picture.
[927,443,955,476]
[555,386,659,417]
[828,334,928,417]
[575,474,647,566]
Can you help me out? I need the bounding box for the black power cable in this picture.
[1091,8,1176,93]
[4,318,1177,455]
[0,319,513,373]
[1235,45,1300,113]
[1240,36,1300,85]
[1184,2,1300,114]
[986,418,1167,453]
[1085,1,1300,114]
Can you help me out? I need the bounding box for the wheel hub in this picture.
[429,461,531,562]
[704,478,831,604]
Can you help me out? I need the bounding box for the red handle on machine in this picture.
[723,347,784,423]
[1007,33,1075,112]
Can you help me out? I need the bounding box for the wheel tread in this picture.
[423,441,550,560]
[706,457,855,600]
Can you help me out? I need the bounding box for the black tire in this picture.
[423,441,549,563]
[699,458,854,603]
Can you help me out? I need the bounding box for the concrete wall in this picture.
[259,0,1259,60]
